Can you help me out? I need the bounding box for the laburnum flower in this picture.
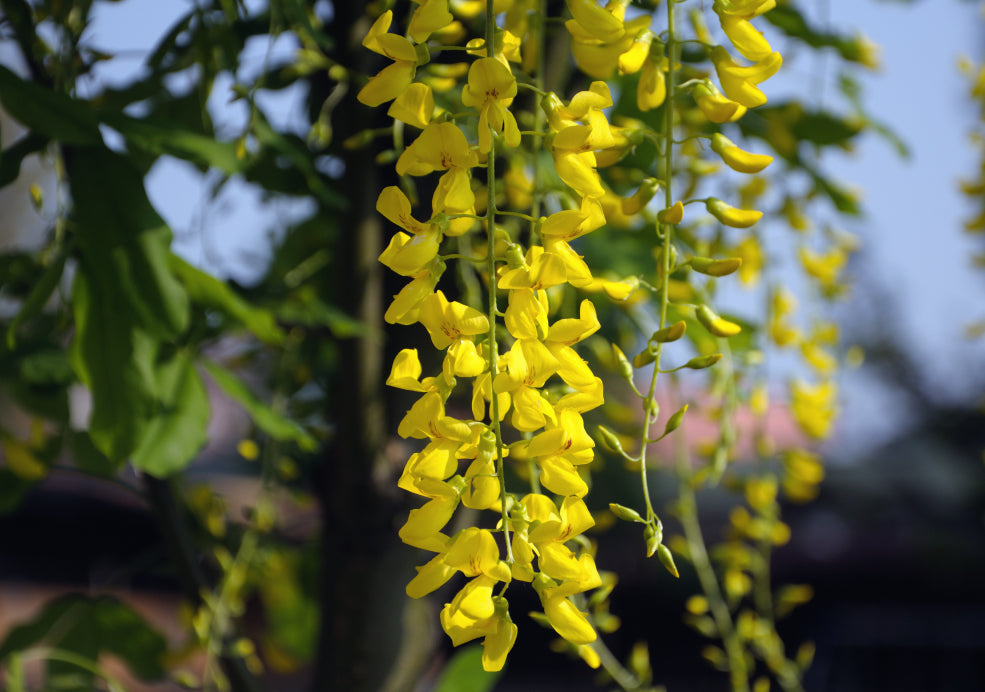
[397,121,478,214]
[516,408,596,497]
[710,46,782,109]
[386,348,437,393]
[406,526,512,597]
[532,565,601,645]
[564,0,652,79]
[441,591,518,672]
[517,494,596,582]
[692,81,747,123]
[461,430,501,510]
[790,378,837,439]
[462,57,521,153]
[377,186,444,277]
[408,0,454,43]
[637,56,668,111]
[494,339,560,432]
[544,83,616,199]
[540,197,606,243]
[358,11,420,107]
[384,263,443,325]
[388,82,436,129]
[418,290,489,350]
[498,246,568,292]
[399,475,465,551]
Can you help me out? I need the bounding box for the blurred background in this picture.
[1,0,984,691]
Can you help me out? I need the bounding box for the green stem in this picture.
[673,430,750,692]
[484,1,513,564]
[635,0,679,527]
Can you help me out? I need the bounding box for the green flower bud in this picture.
[690,256,743,277]
[650,320,686,344]
[609,503,645,523]
[656,544,679,578]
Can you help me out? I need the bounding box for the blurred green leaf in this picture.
[0,594,168,686]
[0,132,48,188]
[69,268,156,462]
[6,239,70,349]
[102,112,242,174]
[130,350,210,477]
[0,66,101,145]
[69,146,189,339]
[170,254,285,345]
[204,359,317,450]
[432,645,503,692]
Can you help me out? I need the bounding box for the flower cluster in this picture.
[358,0,836,680]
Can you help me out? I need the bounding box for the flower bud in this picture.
[656,544,679,578]
[690,256,743,277]
[649,320,686,344]
[682,353,723,370]
[696,304,742,337]
[705,197,763,228]
[709,132,773,174]
[612,343,635,381]
[658,201,684,224]
[609,503,645,523]
[663,404,688,436]
[597,425,627,456]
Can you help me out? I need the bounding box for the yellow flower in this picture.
[710,46,782,109]
[408,0,454,43]
[706,197,763,228]
[378,229,441,277]
[523,494,596,581]
[498,247,568,292]
[540,197,607,243]
[388,82,435,129]
[406,526,511,598]
[440,593,518,671]
[462,57,521,153]
[504,288,550,340]
[494,339,561,431]
[692,81,747,123]
[358,11,419,107]
[386,348,435,392]
[709,133,773,174]
[418,290,489,350]
[637,57,667,111]
[532,568,601,645]
[790,379,837,439]
[521,409,595,497]
[397,122,478,214]
[717,12,772,62]
[398,476,465,551]
[384,270,441,325]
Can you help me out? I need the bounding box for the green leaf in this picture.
[69,267,156,462]
[69,146,189,339]
[130,350,210,477]
[0,132,48,188]
[101,112,242,174]
[0,594,167,685]
[764,6,872,65]
[169,254,285,345]
[0,66,101,145]
[203,360,316,450]
[68,431,120,477]
[7,239,71,349]
[431,645,503,692]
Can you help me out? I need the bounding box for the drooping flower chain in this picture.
[358,0,796,674]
